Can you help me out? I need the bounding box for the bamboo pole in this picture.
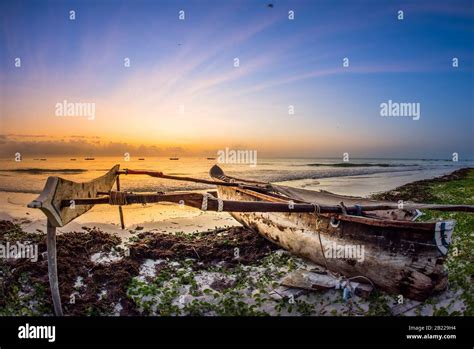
[46,220,63,316]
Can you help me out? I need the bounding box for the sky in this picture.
[0,0,473,158]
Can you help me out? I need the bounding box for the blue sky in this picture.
[0,0,473,158]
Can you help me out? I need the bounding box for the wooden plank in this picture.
[280,269,373,299]
[270,286,308,300]
[390,300,422,316]
[281,270,336,290]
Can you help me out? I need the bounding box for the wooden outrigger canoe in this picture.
[209,165,454,301]
[28,164,473,314]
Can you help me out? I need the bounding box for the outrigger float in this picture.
[28,165,474,315]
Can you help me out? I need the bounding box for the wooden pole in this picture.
[46,220,63,316]
[116,176,125,229]
[63,192,474,213]
[118,169,268,189]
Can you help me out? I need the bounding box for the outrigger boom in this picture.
[27,164,474,315]
[63,191,474,214]
[28,165,474,228]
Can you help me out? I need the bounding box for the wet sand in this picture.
[0,190,239,238]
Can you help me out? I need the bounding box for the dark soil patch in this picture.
[130,226,277,268]
[0,221,140,315]
[371,167,473,202]
[0,221,276,316]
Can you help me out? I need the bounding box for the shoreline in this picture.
[371,167,474,202]
[1,158,470,196]
[0,168,472,316]
[1,166,471,237]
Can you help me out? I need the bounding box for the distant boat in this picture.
[169,157,179,160]
[207,157,216,160]
[84,158,95,160]
[138,158,145,161]
[40,158,47,161]
[70,158,77,161]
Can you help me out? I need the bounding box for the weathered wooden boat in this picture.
[209,165,455,301]
[28,164,473,314]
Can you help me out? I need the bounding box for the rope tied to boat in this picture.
[312,202,329,271]
[217,198,224,212]
[201,193,211,211]
[109,191,128,206]
[201,194,224,212]
[313,201,376,295]
[312,203,321,215]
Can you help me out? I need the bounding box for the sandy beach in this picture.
[1,167,472,316]
[0,190,239,238]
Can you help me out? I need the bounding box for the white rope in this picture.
[312,203,321,215]
[109,191,127,205]
[201,194,210,211]
[202,194,223,212]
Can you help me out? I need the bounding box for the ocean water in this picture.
[0,157,472,197]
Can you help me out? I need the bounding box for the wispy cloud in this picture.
[230,61,441,96]
[1,0,472,158]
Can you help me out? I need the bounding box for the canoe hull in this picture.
[216,185,449,301]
